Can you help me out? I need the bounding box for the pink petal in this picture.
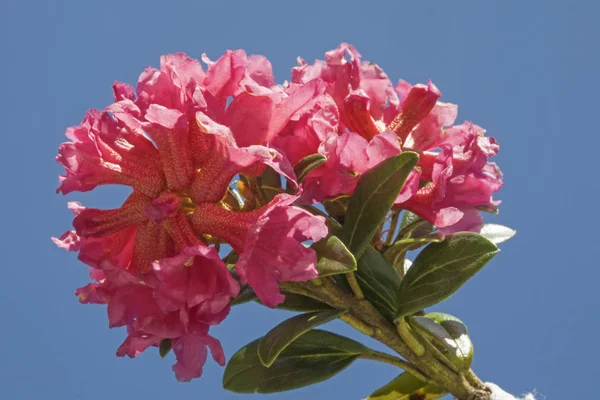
[72,192,149,238]
[116,331,159,358]
[343,90,381,140]
[171,334,225,382]
[151,245,239,320]
[439,208,484,235]
[143,105,194,191]
[144,192,182,223]
[236,194,327,308]
[388,81,441,141]
[56,109,165,197]
[113,82,136,101]
[202,49,248,101]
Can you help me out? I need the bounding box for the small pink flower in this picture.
[72,245,236,382]
[171,333,225,382]
[400,123,502,233]
[388,81,443,143]
[191,194,328,307]
[152,246,240,325]
[300,130,419,204]
[272,90,339,166]
[292,43,399,139]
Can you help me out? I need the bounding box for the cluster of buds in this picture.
[54,43,505,398]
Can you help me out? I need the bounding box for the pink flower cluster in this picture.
[54,44,501,381]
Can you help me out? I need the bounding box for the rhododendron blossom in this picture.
[282,43,501,232]
[54,43,504,391]
[55,50,328,380]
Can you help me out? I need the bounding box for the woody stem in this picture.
[290,279,490,400]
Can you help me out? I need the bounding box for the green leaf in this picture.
[411,313,474,371]
[272,293,333,312]
[232,286,332,312]
[159,339,172,358]
[231,286,257,306]
[396,233,499,318]
[223,329,367,394]
[355,246,402,321]
[403,259,413,275]
[259,166,283,189]
[397,211,436,239]
[258,309,348,367]
[293,153,327,183]
[383,234,444,270]
[322,194,351,223]
[313,235,357,276]
[339,152,419,259]
[366,372,447,400]
[479,224,516,244]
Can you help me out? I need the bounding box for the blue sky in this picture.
[1,1,598,399]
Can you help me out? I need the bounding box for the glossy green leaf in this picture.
[339,152,419,259]
[411,313,474,371]
[313,235,357,276]
[397,211,436,239]
[258,309,348,367]
[159,339,172,358]
[293,153,327,183]
[261,185,285,201]
[396,233,499,318]
[223,329,368,394]
[403,259,413,275]
[355,246,402,321]
[259,166,283,189]
[231,286,257,306]
[383,234,444,270]
[479,224,516,244]
[322,194,351,223]
[367,372,447,400]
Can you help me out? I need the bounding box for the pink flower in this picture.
[300,130,419,204]
[292,43,399,140]
[74,245,236,382]
[284,44,501,233]
[400,123,502,233]
[152,246,240,325]
[171,333,225,382]
[388,81,445,144]
[272,90,339,166]
[191,194,328,307]
[55,50,329,380]
[56,59,301,273]
[393,80,458,152]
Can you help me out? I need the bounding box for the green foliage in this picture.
[293,153,328,183]
[366,372,446,400]
[339,152,419,259]
[223,330,368,394]
[257,309,348,367]
[396,233,499,318]
[411,313,474,371]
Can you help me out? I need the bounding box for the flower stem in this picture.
[466,369,488,391]
[301,279,486,400]
[345,273,365,299]
[396,318,425,356]
[359,350,434,385]
[385,210,400,247]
